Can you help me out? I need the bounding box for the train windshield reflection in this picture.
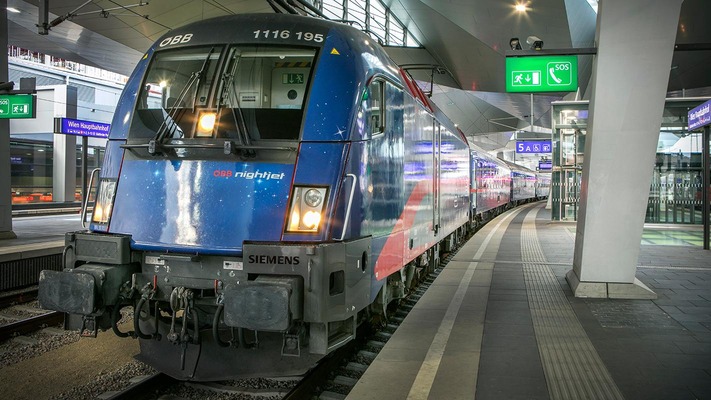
[132,45,317,142]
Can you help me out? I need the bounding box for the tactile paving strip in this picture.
[521,207,625,400]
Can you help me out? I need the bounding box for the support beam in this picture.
[0,0,16,239]
[52,86,78,203]
[704,126,710,250]
[568,0,684,299]
[38,0,49,35]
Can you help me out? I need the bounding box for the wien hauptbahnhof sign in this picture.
[688,99,711,130]
[54,118,111,138]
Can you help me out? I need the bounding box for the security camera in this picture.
[526,35,543,50]
[509,38,522,50]
[0,81,14,93]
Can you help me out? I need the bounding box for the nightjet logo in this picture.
[213,169,286,180]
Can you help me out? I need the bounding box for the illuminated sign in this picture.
[54,118,110,139]
[688,99,711,130]
[506,56,578,93]
[0,94,36,119]
[282,73,304,84]
[538,160,552,170]
[516,140,552,154]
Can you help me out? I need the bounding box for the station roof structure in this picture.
[6,0,711,150]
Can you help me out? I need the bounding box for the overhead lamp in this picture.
[509,38,522,50]
[527,35,543,50]
[7,7,21,13]
[515,4,527,12]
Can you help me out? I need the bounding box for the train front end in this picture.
[37,15,373,380]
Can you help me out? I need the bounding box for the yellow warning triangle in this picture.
[330,48,340,55]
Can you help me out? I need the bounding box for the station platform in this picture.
[0,213,82,258]
[0,214,82,291]
[348,202,711,400]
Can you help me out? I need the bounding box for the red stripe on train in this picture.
[374,180,431,280]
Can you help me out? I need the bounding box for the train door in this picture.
[433,120,441,234]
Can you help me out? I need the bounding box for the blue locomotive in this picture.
[38,14,546,380]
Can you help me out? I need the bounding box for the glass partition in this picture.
[551,98,710,229]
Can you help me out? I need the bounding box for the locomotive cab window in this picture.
[134,46,221,139]
[217,46,316,141]
[131,45,317,142]
[363,80,385,137]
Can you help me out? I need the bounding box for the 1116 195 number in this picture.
[253,30,324,42]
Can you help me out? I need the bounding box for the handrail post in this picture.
[81,168,101,228]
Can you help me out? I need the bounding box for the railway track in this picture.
[0,288,39,309]
[102,372,178,400]
[0,287,65,342]
[0,311,64,342]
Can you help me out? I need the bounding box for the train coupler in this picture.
[80,316,98,338]
[166,287,199,346]
[281,324,305,357]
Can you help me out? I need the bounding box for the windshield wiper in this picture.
[153,47,217,147]
[216,54,257,157]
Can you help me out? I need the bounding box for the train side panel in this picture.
[536,173,551,198]
[474,153,511,214]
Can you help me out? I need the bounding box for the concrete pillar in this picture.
[53,86,78,203]
[0,0,16,239]
[566,0,684,299]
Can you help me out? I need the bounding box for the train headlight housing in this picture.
[195,111,217,137]
[303,188,323,207]
[286,186,328,233]
[91,179,117,225]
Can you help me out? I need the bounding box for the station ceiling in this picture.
[6,0,711,150]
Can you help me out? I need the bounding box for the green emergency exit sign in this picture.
[282,73,304,85]
[0,94,36,119]
[506,55,578,93]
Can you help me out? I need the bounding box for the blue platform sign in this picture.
[688,99,711,130]
[54,117,110,138]
[538,160,552,170]
[516,140,551,154]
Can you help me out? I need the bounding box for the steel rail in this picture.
[104,372,178,400]
[0,288,39,309]
[0,311,64,342]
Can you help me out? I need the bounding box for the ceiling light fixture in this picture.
[515,3,527,12]
[7,7,21,13]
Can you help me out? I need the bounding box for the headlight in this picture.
[91,179,117,224]
[304,189,323,207]
[195,111,217,137]
[286,186,328,233]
